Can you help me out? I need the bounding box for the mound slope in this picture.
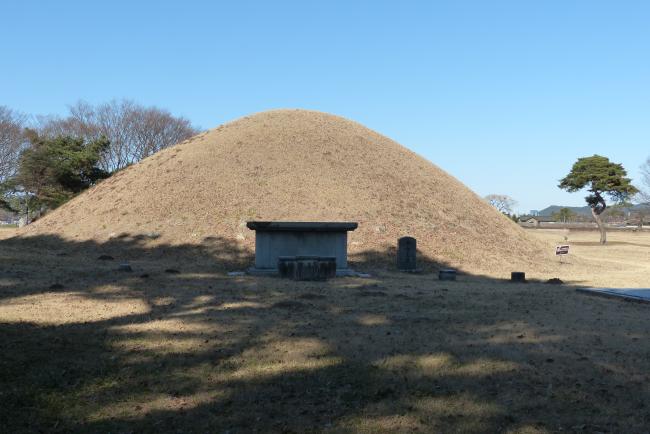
[21,109,550,275]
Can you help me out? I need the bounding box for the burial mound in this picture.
[20,109,550,275]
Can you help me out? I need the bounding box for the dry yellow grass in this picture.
[18,109,551,276]
[527,229,650,287]
[1,229,649,433]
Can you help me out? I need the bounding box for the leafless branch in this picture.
[0,106,28,182]
[36,100,200,172]
[484,194,517,214]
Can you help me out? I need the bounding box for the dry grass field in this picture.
[1,228,649,433]
[528,229,650,288]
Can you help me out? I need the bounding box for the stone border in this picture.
[576,288,650,304]
[248,267,358,277]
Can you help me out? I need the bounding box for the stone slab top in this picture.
[577,287,650,304]
[246,221,358,232]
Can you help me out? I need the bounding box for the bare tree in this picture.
[0,106,27,182]
[37,100,200,172]
[637,157,650,203]
[484,194,517,214]
[633,157,650,227]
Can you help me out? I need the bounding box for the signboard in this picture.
[555,245,570,256]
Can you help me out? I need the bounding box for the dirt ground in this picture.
[1,229,649,433]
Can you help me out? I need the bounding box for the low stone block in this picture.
[439,269,457,281]
[511,272,526,283]
[293,256,336,281]
[278,256,296,278]
[118,263,133,272]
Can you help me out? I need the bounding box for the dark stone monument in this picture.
[511,272,526,283]
[397,236,417,271]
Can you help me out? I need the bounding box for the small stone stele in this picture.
[397,237,417,271]
[439,269,457,281]
[511,272,526,283]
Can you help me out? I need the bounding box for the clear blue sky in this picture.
[2,1,649,213]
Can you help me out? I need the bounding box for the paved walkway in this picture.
[577,287,650,304]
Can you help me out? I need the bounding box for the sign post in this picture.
[555,244,570,263]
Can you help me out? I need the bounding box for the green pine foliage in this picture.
[559,155,638,209]
[559,154,637,244]
[8,131,110,211]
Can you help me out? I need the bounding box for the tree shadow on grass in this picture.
[1,234,649,433]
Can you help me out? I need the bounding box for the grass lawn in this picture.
[1,229,649,433]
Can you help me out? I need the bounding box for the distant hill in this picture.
[538,205,592,217]
[538,204,650,217]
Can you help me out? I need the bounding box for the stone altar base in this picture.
[246,221,358,277]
